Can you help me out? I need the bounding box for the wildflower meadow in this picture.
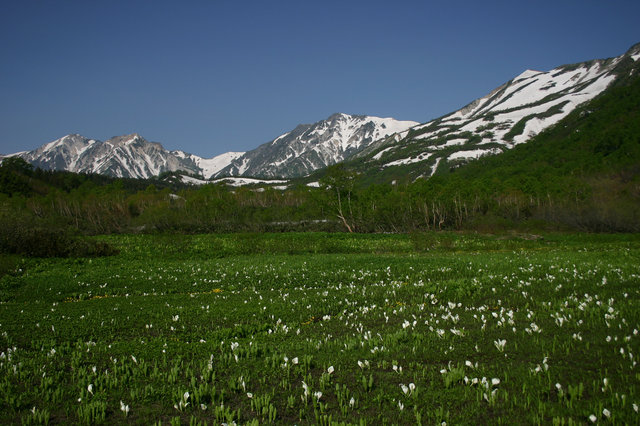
[0,232,639,424]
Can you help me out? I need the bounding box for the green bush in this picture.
[0,213,117,258]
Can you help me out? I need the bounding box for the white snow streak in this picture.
[384,153,431,167]
[448,148,501,161]
[211,177,288,187]
[193,152,245,179]
[372,146,394,160]
[430,157,442,177]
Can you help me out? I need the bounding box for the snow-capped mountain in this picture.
[5,114,416,180]
[213,113,419,178]
[5,43,639,182]
[356,42,640,180]
[13,134,203,179]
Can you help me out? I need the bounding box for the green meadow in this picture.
[1,232,639,424]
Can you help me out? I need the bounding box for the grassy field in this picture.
[1,232,639,424]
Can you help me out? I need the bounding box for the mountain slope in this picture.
[353,42,640,182]
[214,113,419,178]
[413,66,640,231]
[13,134,202,179]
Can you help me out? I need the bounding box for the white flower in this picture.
[409,383,416,393]
[398,401,404,411]
[120,400,130,416]
[327,366,334,374]
[589,414,597,423]
[247,392,253,399]
[200,403,207,411]
[603,408,611,418]
[349,397,355,407]
[494,339,506,352]
[633,403,638,413]
[175,392,190,411]
[400,384,409,395]
[491,378,500,387]
[314,391,322,401]
[292,357,299,365]
[87,384,93,395]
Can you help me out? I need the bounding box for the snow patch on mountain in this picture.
[384,153,432,168]
[186,152,245,179]
[211,177,288,187]
[448,148,502,161]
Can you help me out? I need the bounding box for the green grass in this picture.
[1,232,639,424]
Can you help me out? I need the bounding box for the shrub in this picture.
[0,212,118,258]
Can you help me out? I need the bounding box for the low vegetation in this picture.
[1,232,639,424]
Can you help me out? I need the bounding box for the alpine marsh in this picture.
[1,232,639,424]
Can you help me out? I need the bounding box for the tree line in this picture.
[1,157,637,242]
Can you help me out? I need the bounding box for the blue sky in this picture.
[1,0,639,157]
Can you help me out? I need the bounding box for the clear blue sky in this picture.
[1,0,639,157]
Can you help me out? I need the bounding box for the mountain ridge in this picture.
[3,42,639,182]
[213,113,419,178]
[2,113,417,180]
[350,42,640,182]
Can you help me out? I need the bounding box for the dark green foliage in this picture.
[0,157,35,196]
[0,211,117,258]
